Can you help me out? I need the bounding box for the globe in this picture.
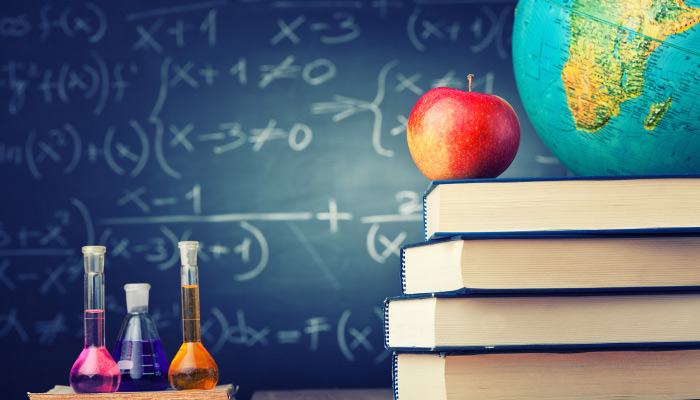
[512,0,700,176]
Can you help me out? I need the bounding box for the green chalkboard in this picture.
[0,1,567,399]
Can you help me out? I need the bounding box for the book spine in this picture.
[422,191,428,241]
[400,247,407,295]
[383,298,391,350]
[391,352,399,400]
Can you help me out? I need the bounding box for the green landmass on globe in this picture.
[644,94,674,130]
[513,0,700,175]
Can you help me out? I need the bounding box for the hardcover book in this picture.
[401,233,700,295]
[27,384,237,400]
[384,292,700,350]
[392,348,700,399]
[422,174,700,240]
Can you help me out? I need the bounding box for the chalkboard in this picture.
[0,1,568,399]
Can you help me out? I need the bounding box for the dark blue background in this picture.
[0,1,566,399]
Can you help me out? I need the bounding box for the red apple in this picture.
[407,75,520,180]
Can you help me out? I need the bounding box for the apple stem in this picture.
[467,74,474,92]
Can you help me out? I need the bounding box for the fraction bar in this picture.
[360,214,423,224]
[271,1,363,8]
[98,213,314,225]
[125,0,229,21]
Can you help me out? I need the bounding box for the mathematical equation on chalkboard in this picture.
[2,63,497,181]
[1,1,511,163]
[1,304,390,364]
[0,0,523,376]
[0,185,422,352]
[0,185,422,267]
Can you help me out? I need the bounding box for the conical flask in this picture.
[168,241,219,390]
[69,246,121,393]
[113,283,169,391]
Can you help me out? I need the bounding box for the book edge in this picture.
[427,227,700,240]
[401,286,700,296]
[391,352,399,400]
[399,246,407,295]
[405,229,700,244]
[385,342,700,352]
[386,289,700,301]
[426,173,700,190]
[383,297,392,350]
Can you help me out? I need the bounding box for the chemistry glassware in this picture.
[168,241,219,390]
[69,246,121,393]
[113,283,169,391]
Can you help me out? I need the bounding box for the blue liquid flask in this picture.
[112,283,169,391]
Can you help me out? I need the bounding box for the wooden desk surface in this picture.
[251,388,393,400]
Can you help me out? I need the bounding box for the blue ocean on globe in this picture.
[512,0,700,175]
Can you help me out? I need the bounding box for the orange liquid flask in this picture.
[168,241,219,390]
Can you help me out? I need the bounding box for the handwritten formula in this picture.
[0,1,567,399]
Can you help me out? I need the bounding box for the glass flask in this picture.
[69,246,121,393]
[168,241,219,390]
[113,283,169,391]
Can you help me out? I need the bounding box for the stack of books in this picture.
[383,175,700,400]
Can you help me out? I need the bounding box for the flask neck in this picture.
[81,246,107,348]
[124,283,151,313]
[83,274,106,347]
[180,263,199,286]
[84,310,106,348]
[84,272,104,312]
[181,284,201,343]
[178,242,201,343]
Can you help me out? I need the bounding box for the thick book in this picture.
[383,292,700,350]
[422,174,700,240]
[400,233,700,295]
[27,384,236,400]
[392,348,700,399]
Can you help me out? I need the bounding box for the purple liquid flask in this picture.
[113,283,169,391]
[69,246,121,393]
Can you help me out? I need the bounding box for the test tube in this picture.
[168,241,219,390]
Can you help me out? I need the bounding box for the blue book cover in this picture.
[391,346,700,400]
[400,231,700,296]
[421,174,700,241]
[383,290,700,352]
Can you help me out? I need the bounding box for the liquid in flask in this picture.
[168,241,219,390]
[69,246,121,393]
[113,283,169,391]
